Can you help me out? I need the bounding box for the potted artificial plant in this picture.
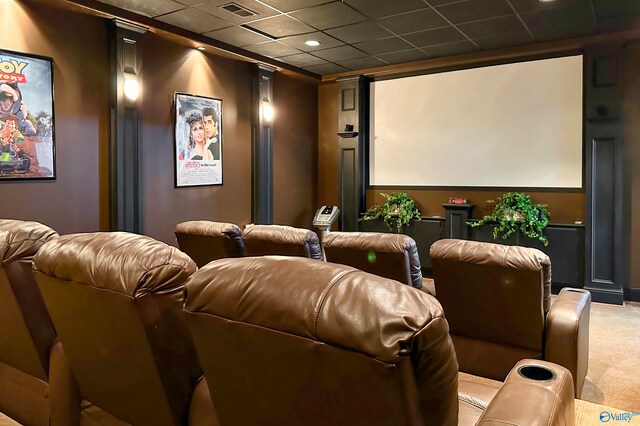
[469,192,550,245]
[360,192,421,232]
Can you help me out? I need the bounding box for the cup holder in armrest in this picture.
[517,365,556,382]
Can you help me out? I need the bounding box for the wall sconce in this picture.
[123,73,139,101]
[261,100,275,124]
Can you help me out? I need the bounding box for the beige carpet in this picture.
[581,301,640,412]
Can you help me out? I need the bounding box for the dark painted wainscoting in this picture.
[359,218,585,293]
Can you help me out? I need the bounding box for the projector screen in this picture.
[369,55,583,188]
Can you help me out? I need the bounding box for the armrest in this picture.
[544,288,591,398]
[476,359,575,426]
[49,339,81,426]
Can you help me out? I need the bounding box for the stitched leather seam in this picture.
[313,269,356,338]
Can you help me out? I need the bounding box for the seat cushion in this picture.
[457,374,500,426]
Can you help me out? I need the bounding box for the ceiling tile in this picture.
[353,36,413,55]
[325,22,393,44]
[96,0,184,17]
[195,0,279,24]
[259,0,336,13]
[401,26,466,48]
[457,15,526,39]
[377,8,448,35]
[304,63,349,75]
[509,0,589,14]
[312,45,368,61]
[435,0,514,24]
[279,32,344,51]
[244,15,315,37]
[423,40,479,57]
[425,0,464,5]
[344,0,429,19]
[336,56,387,70]
[520,2,596,30]
[244,40,302,57]
[175,0,206,5]
[597,14,640,31]
[290,2,367,30]
[593,0,640,20]
[203,26,272,46]
[276,52,327,67]
[472,31,534,50]
[376,48,429,64]
[156,8,232,33]
[532,23,597,42]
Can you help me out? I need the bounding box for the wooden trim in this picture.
[623,288,640,302]
[323,27,640,82]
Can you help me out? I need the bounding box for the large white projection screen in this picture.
[369,55,583,188]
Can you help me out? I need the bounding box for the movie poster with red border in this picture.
[174,92,222,187]
[0,49,55,180]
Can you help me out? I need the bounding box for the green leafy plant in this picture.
[360,192,421,232]
[469,192,550,245]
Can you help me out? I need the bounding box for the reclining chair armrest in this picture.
[476,359,575,426]
[544,288,591,398]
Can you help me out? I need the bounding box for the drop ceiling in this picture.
[91,0,640,76]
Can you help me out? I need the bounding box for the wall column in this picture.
[337,76,368,231]
[252,64,275,224]
[584,44,626,304]
[109,19,146,232]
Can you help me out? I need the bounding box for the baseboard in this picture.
[583,286,624,305]
[623,288,640,302]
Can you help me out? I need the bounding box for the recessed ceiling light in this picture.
[305,40,321,47]
[197,46,206,51]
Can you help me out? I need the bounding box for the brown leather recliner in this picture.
[322,231,434,294]
[430,238,590,398]
[183,256,575,426]
[33,232,217,426]
[0,219,70,426]
[242,224,323,260]
[175,220,245,267]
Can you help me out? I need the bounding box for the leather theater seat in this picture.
[33,232,217,426]
[0,219,72,426]
[175,220,245,267]
[430,238,591,398]
[183,256,575,426]
[242,224,323,260]
[322,231,434,294]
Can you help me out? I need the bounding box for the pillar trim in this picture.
[251,63,274,224]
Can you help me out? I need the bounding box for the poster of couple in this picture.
[174,92,222,187]
[0,49,55,180]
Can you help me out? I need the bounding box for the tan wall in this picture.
[273,73,318,229]
[0,0,109,233]
[624,41,640,289]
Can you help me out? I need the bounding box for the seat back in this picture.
[184,256,459,426]
[0,219,58,381]
[175,220,245,267]
[242,224,323,260]
[33,232,201,426]
[322,232,423,288]
[430,239,551,381]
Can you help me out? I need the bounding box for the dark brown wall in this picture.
[0,0,109,234]
[624,41,640,289]
[141,34,253,244]
[273,73,318,229]
[317,82,339,208]
[317,81,584,225]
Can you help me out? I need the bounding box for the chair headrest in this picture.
[34,232,196,297]
[0,219,58,262]
[184,256,443,362]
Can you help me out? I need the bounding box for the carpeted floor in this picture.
[581,301,640,412]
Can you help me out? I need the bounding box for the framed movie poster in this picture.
[0,49,55,180]
[174,92,222,187]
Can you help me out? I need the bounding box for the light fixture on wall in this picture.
[261,100,275,124]
[123,73,139,101]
